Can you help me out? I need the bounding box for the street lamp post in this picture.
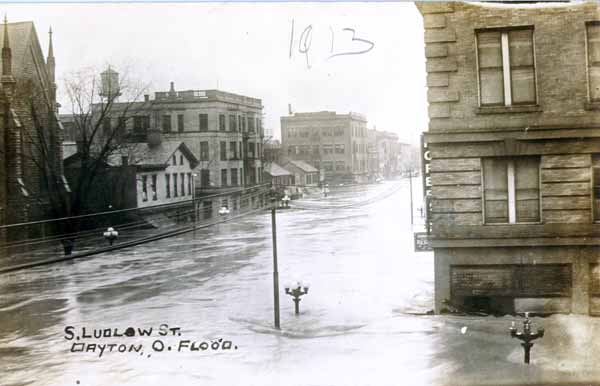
[284,281,310,315]
[103,227,119,246]
[509,312,545,364]
[270,195,281,329]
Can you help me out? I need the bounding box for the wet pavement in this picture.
[1,180,599,386]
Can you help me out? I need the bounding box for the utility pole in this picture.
[270,195,281,330]
[409,169,414,225]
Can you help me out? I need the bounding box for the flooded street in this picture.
[1,180,600,386]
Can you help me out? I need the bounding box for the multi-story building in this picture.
[0,20,63,235]
[281,111,369,183]
[367,129,400,179]
[417,1,600,315]
[105,81,264,190]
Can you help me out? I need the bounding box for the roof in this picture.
[0,22,50,85]
[265,162,292,177]
[285,160,318,173]
[109,141,199,169]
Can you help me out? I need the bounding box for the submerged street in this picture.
[1,180,600,386]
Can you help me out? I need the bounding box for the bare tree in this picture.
[20,66,149,254]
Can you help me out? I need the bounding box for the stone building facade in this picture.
[417,1,600,315]
[0,20,62,235]
[281,111,369,183]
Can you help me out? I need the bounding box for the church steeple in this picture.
[47,26,56,110]
[47,26,55,84]
[1,14,16,97]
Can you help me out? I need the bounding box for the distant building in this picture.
[280,111,369,183]
[367,129,400,179]
[417,1,600,315]
[263,162,294,187]
[283,160,319,188]
[0,20,63,233]
[264,139,282,164]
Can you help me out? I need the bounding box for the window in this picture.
[173,173,178,197]
[151,175,157,200]
[201,169,210,187]
[323,144,333,154]
[219,114,226,131]
[229,115,237,131]
[165,174,171,198]
[172,154,177,165]
[121,156,128,166]
[134,116,149,134]
[142,175,148,202]
[248,142,255,158]
[322,128,332,137]
[476,27,536,106]
[230,141,238,159]
[239,116,243,132]
[231,168,238,186]
[299,145,309,155]
[483,157,540,224]
[335,144,345,154]
[240,168,243,186]
[177,114,184,132]
[162,115,172,133]
[187,173,192,195]
[593,156,600,221]
[587,23,600,102]
[180,173,185,196]
[199,114,208,131]
[220,142,227,161]
[300,130,309,138]
[248,117,255,132]
[334,127,344,136]
[221,169,228,187]
[257,118,261,135]
[200,141,209,161]
[323,161,333,171]
[180,155,184,166]
[336,161,345,171]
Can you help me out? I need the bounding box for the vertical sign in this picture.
[421,134,432,234]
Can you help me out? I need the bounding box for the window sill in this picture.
[584,102,600,111]
[476,105,542,115]
[483,221,543,226]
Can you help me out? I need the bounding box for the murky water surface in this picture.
[1,180,599,386]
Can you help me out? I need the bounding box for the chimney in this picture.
[288,103,293,115]
[144,94,149,102]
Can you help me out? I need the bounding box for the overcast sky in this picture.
[6,2,427,144]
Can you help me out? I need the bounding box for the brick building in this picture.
[0,20,63,232]
[281,111,369,183]
[417,1,600,315]
[92,80,264,190]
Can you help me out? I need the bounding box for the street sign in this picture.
[414,232,433,252]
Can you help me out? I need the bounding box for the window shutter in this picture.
[483,158,509,223]
[478,31,504,106]
[509,29,536,104]
[514,157,540,223]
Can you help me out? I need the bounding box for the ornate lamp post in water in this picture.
[509,312,545,364]
[103,227,119,246]
[284,281,310,315]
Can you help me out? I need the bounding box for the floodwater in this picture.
[1,180,600,386]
